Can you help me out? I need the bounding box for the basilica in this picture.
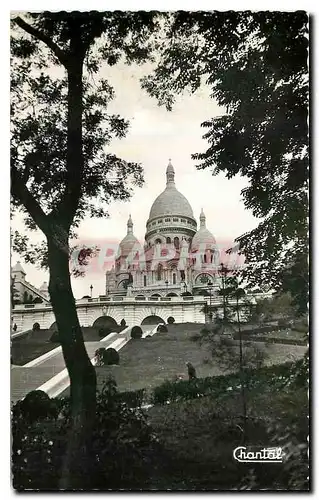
[105,160,234,299]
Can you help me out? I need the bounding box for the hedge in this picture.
[131,326,142,339]
[152,359,308,405]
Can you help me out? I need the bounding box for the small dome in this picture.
[12,261,26,275]
[148,160,195,220]
[119,215,141,257]
[191,209,216,251]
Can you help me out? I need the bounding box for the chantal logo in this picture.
[233,446,284,463]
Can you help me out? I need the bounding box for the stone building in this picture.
[105,160,232,298]
[11,261,50,305]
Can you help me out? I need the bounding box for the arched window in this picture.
[173,273,176,285]
[166,237,171,244]
[174,237,180,249]
[155,238,161,244]
[157,264,163,281]
[143,275,147,287]
[204,254,207,263]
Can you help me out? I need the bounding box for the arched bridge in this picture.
[11,294,254,333]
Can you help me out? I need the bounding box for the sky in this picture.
[11,49,261,299]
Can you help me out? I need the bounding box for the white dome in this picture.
[40,281,48,291]
[119,215,141,257]
[191,209,216,251]
[148,160,194,220]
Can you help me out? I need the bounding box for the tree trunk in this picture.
[237,297,247,440]
[47,234,96,489]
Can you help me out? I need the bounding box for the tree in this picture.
[11,11,160,488]
[143,11,308,315]
[199,273,267,439]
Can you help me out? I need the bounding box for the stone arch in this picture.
[155,238,162,244]
[167,292,178,297]
[93,316,118,328]
[141,315,165,325]
[150,293,161,299]
[166,236,171,244]
[174,237,180,249]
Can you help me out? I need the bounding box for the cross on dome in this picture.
[127,214,133,234]
[166,159,175,186]
[200,208,206,228]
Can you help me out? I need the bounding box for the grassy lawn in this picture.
[93,323,306,394]
[11,327,117,365]
[144,386,308,490]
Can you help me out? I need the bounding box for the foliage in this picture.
[102,347,120,365]
[131,325,143,339]
[144,11,308,314]
[200,328,268,372]
[167,316,175,324]
[13,390,58,424]
[152,359,307,406]
[32,322,40,331]
[11,11,161,269]
[12,377,160,490]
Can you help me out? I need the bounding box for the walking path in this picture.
[11,324,159,403]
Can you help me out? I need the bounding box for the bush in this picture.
[49,331,60,343]
[98,326,112,338]
[103,348,120,365]
[12,377,159,490]
[120,319,126,327]
[131,326,142,339]
[278,318,290,328]
[15,390,58,424]
[167,316,175,324]
[157,324,168,333]
[95,347,106,366]
[152,360,305,405]
[32,322,40,331]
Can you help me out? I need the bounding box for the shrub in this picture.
[32,322,40,331]
[15,390,58,424]
[95,347,106,366]
[167,316,175,324]
[120,319,126,327]
[157,324,168,333]
[12,377,159,490]
[49,331,60,343]
[131,326,142,339]
[103,348,120,365]
[152,360,304,405]
[278,318,290,328]
[98,326,112,338]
